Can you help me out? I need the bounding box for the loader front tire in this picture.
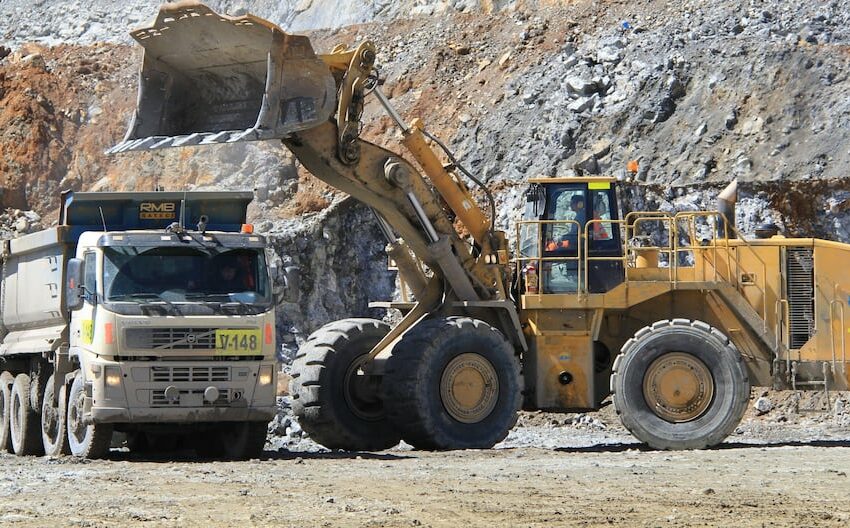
[382,317,522,450]
[290,318,401,451]
[611,319,749,450]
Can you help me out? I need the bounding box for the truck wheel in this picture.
[382,317,522,450]
[10,374,44,456]
[41,374,71,456]
[220,422,267,460]
[0,371,14,452]
[611,319,749,450]
[291,318,401,451]
[67,372,113,458]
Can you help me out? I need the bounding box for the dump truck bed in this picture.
[0,226,76,355]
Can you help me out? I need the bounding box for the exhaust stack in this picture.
[108,1,336,154]
[716,180,737,239]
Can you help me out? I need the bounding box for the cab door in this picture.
[584,183,624,293]
[538,182,624,294]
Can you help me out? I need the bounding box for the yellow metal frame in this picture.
[515,219,583,296]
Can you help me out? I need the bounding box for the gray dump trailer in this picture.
[0,191,279,458]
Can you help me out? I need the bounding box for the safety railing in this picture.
[515,219,583,297]
[514,210,769,323]
[672,211,769,333]
[626,214,676,283]
[583,218,628,291]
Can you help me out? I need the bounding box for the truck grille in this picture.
[150,366,230,383]
[125,327,217,350]
[150,388,232,407]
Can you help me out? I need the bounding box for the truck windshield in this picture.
[103,246,269,304]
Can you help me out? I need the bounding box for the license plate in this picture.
[215,329,262,355]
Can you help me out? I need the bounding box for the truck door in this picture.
[70,251,98,350]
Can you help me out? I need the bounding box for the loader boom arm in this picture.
[109,2,525,351]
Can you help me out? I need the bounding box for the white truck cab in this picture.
[1,191,280,458]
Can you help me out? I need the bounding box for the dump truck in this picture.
[0,191,279,458]
[110,2,850,451]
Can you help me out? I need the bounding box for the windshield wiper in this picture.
[108,293,162,303]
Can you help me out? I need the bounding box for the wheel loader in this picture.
[109,2,850,450]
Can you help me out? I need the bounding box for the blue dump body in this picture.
[59,190,254,237]
[1,190,256,349]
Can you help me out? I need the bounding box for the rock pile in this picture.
[0,209,43,238]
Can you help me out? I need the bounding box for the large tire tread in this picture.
[290,318,400,451]
[382,317,522,450]
[611,319,749,450]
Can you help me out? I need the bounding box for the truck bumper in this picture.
[91,405,277,423]
[86,359,278,425]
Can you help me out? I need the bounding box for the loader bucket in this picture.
[108,1,337,154]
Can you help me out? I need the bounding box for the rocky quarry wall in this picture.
[1,0,849,360]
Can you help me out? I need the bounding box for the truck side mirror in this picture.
[272,265,300,304]
[66,258,85,311]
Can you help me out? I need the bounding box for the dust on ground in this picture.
[1,390,848,527]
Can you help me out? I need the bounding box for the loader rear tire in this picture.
[611,319,749,450]
[382,317,522,450]
[67,372,113,459]
[290,318,401,451]
[0,371,15,453]
[11,374,44,456]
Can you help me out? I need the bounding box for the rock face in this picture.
[2,0,850,359]
[267,199,395,361]
[0,0,523,48]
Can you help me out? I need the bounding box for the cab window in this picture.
[84,252,97,302]
[589,190,613,242]
[543,185,585,253]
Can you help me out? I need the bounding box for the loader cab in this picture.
[521,177,624,293]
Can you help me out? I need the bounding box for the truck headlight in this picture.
[104,366,124,400]
[258,365,274,386]
[105,366,122,387]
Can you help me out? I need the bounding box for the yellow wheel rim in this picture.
[440,353,499,424]
[642,352,714,423]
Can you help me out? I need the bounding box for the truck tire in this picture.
[382,317,522,450]
[41,374,71,456]
[0,371,14,452]
[611,319,749,450]
[291,318,401,451]
[10,373,44,456]
[67,372,113,459]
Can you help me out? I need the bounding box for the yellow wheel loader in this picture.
[110,2,850,450]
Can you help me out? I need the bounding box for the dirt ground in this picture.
[1,395,849,528]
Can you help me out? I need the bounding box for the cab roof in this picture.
[527,176,618,184]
